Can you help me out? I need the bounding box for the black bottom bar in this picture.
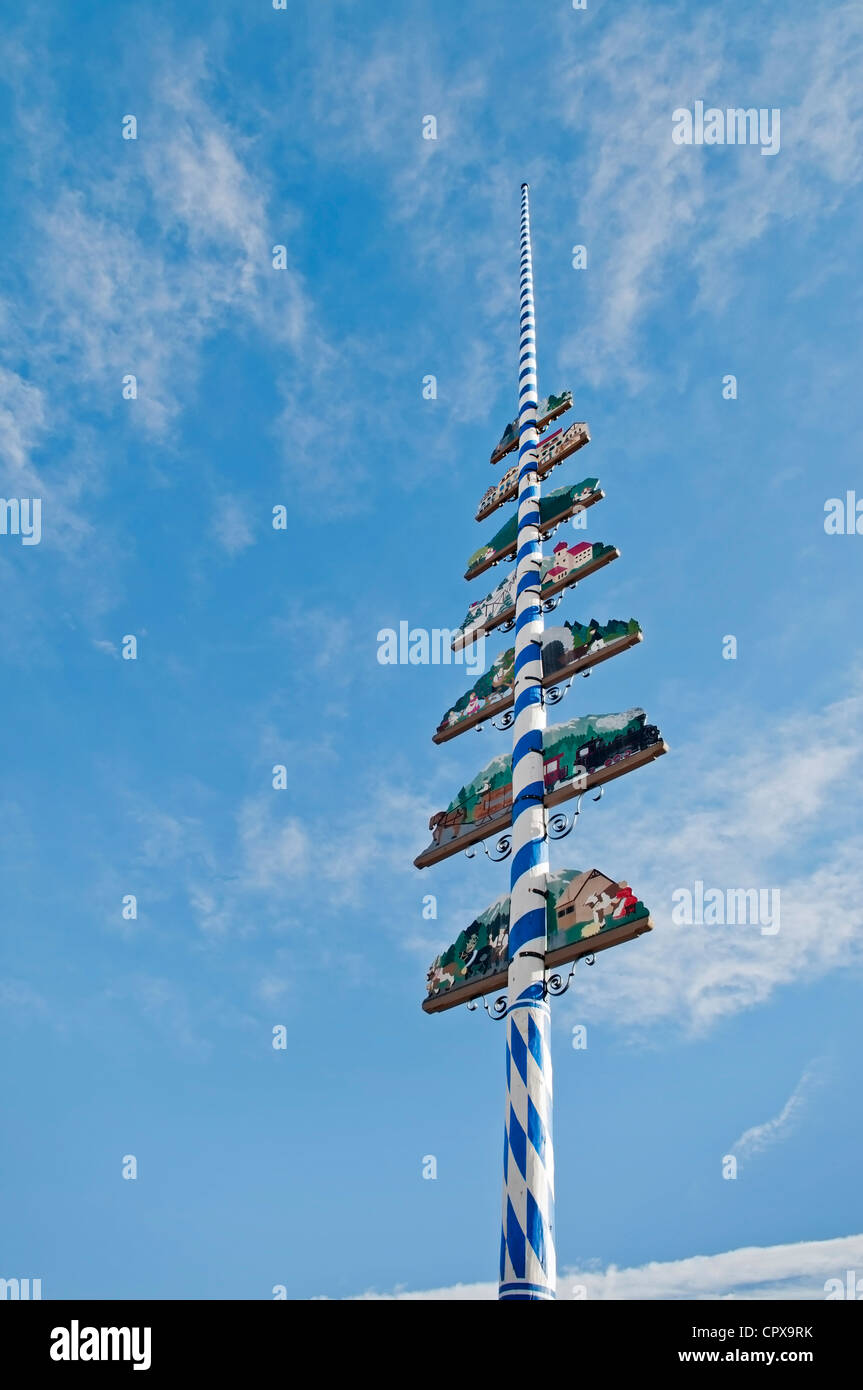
[2,1297,858,1375]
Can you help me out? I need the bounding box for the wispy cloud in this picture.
[350,1231,863,1300]
[232,781,429,912]
[0,977,49,1017]
[91,639,119,659]
[0,40,323,651]
[105,974,213,1060]
[210,494,256,556]
[555,677,863,1033]
[731,1061,825,1167]
[552,1,863,385]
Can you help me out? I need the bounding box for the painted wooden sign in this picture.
[414,708,667,869]
[424,868,651,1013]
[435,619,642,742]
[466,478,603,580]
[453,540,618,651]
[476,421,591,522]
[490,390,573,466]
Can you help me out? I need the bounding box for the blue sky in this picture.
[1,0,862,1300]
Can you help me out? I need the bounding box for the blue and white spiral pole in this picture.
[499,184,556,1302]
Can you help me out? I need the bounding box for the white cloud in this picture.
[554,679,863,1034]
[210,494,255,556]
[92,639,119,659]
[234,781,429,907]
[237,798,314,892]
[107,974,212,1060]
[350,1232,863,1300]
[256,974,289,1004]
[551,2,863,385]
[0,977,49,1017]
[731,1061,824,1166]
[0,364,46,478]
[131,807,217,874]
[0,45,324,646]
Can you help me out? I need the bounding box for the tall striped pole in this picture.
[499,184,556,1302]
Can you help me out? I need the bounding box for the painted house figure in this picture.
[535,427,563,467]
[547,540,594,583]
[477,485,497,516]
[554,869,623,939]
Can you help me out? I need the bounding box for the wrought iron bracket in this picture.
[543,676,574,707]
[545,803,580,841]
[467,953,597,1018]
[467,993,509,1020]
[465,832,513,863]
[545,784,604,841]
[543,953,595,999]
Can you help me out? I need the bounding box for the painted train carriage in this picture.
[545,715,662,790]
[427,708,661,847]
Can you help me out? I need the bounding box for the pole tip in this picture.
[521,182,530,190]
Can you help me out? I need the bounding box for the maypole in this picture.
[498,183,555,1301]
[414,185,667,1307]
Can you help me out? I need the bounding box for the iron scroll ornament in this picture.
[544,953,595,998]
[543,677,574,708]
[461,780,604,859]
[546,783,604,841]
[467,993,509,1019]
[467,954,597,1018]
[464,833,513,863]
